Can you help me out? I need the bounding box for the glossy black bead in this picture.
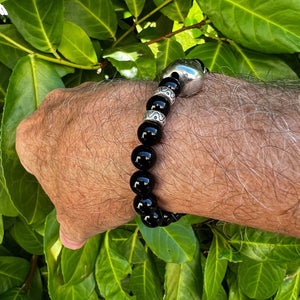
[130,170,155,195]
[141,209,163,228]
[133,193,157,215]
[146,95,170,116]
[131,145,156,170]
[160,210,175,227]
[159,77,181,96]
[137,121,162,146]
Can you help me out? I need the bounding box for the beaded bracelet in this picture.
[130,59,208,228]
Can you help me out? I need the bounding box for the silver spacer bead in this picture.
[143,110,166,126]
[161,59,207,97]
[153,86,176,105]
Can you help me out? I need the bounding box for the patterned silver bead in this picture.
[153,86,176,105]
[143,110,166,126]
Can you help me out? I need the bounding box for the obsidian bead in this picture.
[131,145,156,170]
[141,209,163,228]
[137,121,162,146]
[146,95,170,116]
[130,170,155,195]
[159,77,181,96]
[160,210,174,227]
[133,193,157,215]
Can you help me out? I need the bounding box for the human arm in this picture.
[15,74,300,249]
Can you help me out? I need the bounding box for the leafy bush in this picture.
[0,0,299,299]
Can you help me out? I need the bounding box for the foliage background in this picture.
[0,0,299,299]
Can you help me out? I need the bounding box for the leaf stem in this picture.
[146,19,209,45]
[23,255,39,292]
[112,0,173,48]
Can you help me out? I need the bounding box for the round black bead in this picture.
[131,145,156,170]
[141,209,163,228]
[159,77,181,96]
[130,170,155,195]
[146,95,170,116]
[133,193,157,215]
[160,210,175,227]
[137,121,162,146]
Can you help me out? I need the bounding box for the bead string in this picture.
[130,74,185,228]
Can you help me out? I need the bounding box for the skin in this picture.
[16,74,300,249]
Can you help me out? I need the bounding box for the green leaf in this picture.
[10,218,43,255]
[154,0,193,22]
[227,271,250,300]
[156,39,185,74]
[65,0,117,40]
[164,241,202,300]
[129,246,163,300]
[197,0,300,54]
[125,0,146,18]
[228,226,300,263]
[27,266,43,300]
[0,214,3,243]
[203,234,228,299]
[186,42,239,76]
[58,21,98,66]
[1,56,64,224]
[232,44,298,80]
[61,234,101,284]
[104,44,156,80]
[4,0,64,54]
[137,216,196,263]
[0,256,30,294]
[0,24,33,69]
[95,231,133,300]
[0,63,11,101]
[275,268,300,300]
[238,258,286,299]
[0,288,30,300]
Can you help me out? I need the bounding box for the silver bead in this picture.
[143,110,166,126]
[153,86,176,105]
[161,59,208,97]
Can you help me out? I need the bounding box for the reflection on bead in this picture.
[141,209,163,228]
[130,170,155,195]
[131,145,156,170]
[153,86,176,105]
[159,77,181,96]
[146,95,170,116]
[138,121,162,146]
[143,110,166,126]
[133,193,157,215]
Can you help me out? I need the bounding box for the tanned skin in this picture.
[16,74,300,249]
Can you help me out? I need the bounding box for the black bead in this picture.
[131,145,156,170]
[160,210,175,227]
[141,209,163,228]
[137,121,162,146]
[133,193,157,215]
[146,95,170,116]
[159,77,181,96]
[130,170,155,195]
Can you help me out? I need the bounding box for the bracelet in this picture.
[130,59,208,228]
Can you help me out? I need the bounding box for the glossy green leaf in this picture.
[61,234,101,284]
[27,266,43,300]
[0,63,10,101]
[204,234,228,299]
[197,0,300,54]
[154,0,193,22]
[58,21,98,66]
[238,258,286,299]
[229,226,300,263]
[1,56,64,224]
[95,231,133,300]
[129,246,162,300]
[164,241,202,300]
[0,214,3,243]
[0,256,30,294]
[0,288,29,300]
[232,44,298,80]
[227,270,250,300]
[186,42,239,76]
[104,44,156,80]
[4,0,64,54]
[0,24,33,69]
[10,218,43,255]
[65,0,117,40]
[156,39,185,74]
[125,0,146,18]
[137,216,196,263]
[275,268,300,300]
